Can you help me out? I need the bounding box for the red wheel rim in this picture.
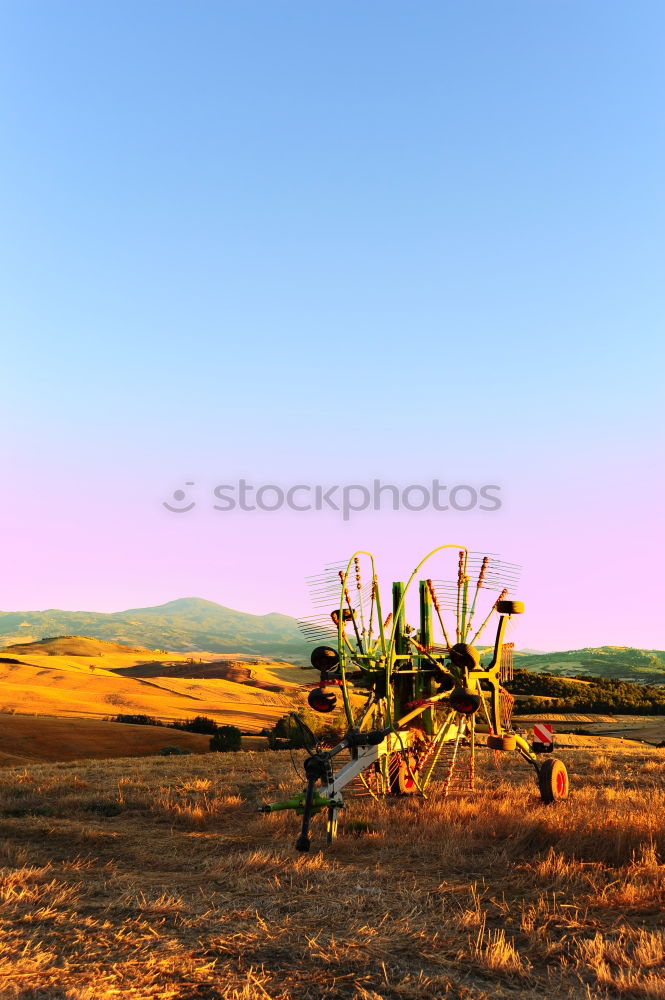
[398,758,418,793]
[556,769,567,797]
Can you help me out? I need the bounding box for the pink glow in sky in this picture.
[1,441,662,651]
[2,4,664,653]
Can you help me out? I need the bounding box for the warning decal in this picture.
[533,723,554,745]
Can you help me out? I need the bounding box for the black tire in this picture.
[390,754,419,795]
[307,687,337,713]
[448,688,482,715]
[487,734,517,751]
[538,757,569,803]
[450,643,481,669]
[310,645,340,672]
[496,600,525,615]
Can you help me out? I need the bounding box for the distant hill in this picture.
[513,647,665,684]
[1,636,152,657]
[0,601,661,680]
[0,598,307,661]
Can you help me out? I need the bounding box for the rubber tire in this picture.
[391,754,419,795]
[307,687,337,713]
[310,645,339,672]
[496,600,525,615]
[450,643,481,669]
[487,734,517,751]
[538,757,569,803]
[449,688,482,715]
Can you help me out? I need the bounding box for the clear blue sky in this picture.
[1,2,663,649]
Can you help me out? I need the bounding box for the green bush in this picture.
[267,710,344,749]
[115,713,163,727]
[159,745,192,756]
[171,716,219,735]
[209,725,242,752]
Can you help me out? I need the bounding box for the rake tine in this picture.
[456,550,465,643]
[353,558,367,639]
[426,579,452,649]
[463,555,488,641]
[298,608,337,625]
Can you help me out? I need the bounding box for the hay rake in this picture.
[260,544,569,851]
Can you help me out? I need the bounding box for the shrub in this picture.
[268,711,344,749]
[159,746,192,756]
[115,714,163,727]
[172,716,219,735]
[209,725,242,752]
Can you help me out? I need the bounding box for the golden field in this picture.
[0,638,305,744]
[0,637,658,766]
[1,747,665,999]
[0,715,212,766]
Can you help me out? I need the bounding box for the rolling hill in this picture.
[0,597,662,682]
[0,597,307,660]
[0,714,211,765]
[514,646,665,683]
[0,636,306,735]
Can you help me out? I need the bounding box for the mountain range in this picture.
[0,597,306,661]
[0,598,662,681]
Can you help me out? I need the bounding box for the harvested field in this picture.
[0,640,303,735]
[0,714,211,765]
[0,747,664,998]
[513,714,617,724]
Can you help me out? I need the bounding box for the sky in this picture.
[1,1,663,650]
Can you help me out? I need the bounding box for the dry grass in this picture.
[0,715,212,765]
[0,748,664,998]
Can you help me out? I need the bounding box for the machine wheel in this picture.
[310,645,340,672]
[496,600,524,615]
[538,757,569,803]
[307,687,337,713]
[390,753,420,795]
[487,734,516,751]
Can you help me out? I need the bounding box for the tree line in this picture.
[506,670,665,715]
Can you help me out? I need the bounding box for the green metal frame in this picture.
[260,545,554,848]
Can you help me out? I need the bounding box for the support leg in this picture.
[295,776,316,853]
[326,806,338,845]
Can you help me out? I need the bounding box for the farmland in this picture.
[1,746,665,998]
[0,637,304,742]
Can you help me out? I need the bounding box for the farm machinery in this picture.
[259,545,569,851]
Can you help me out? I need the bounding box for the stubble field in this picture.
[1,747,664,1000]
